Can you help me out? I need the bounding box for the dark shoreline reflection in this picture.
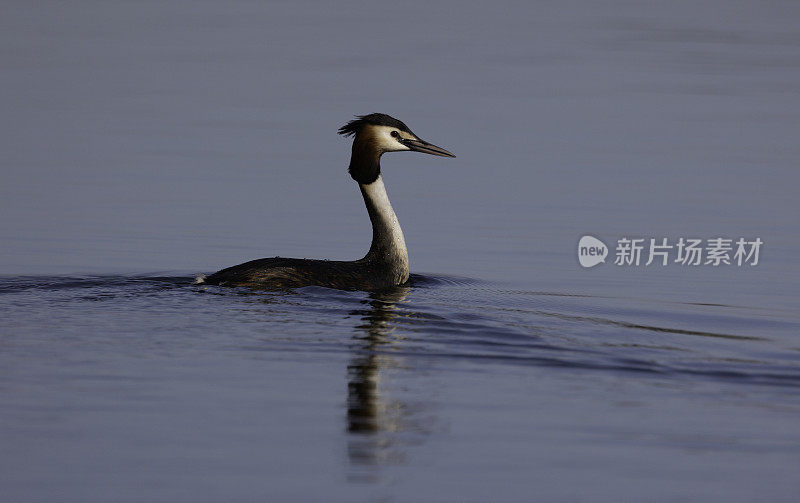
[345,285,424,478]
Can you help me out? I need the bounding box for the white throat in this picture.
[359,175,409,278]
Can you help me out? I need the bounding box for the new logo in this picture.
[578,235,608,268]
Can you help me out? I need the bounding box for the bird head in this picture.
[339,113,455,184]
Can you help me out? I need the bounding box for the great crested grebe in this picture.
[198,113,455,290]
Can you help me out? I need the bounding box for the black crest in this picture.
[338,113,413,137]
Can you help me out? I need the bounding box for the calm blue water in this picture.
[2,1,800,501]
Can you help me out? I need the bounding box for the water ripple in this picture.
[1,274,799,388]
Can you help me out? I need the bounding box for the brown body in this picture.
[202,256,406,291]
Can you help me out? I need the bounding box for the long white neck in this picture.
[359,175,409,281]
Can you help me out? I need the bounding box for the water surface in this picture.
[1,1,799,501]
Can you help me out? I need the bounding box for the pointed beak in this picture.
[402,138,456,158]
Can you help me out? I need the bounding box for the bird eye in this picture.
[390,130,400,138]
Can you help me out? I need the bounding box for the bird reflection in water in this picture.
[346,285,431,480]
